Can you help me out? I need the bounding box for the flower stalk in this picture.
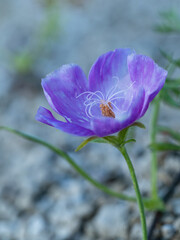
[118,146,147,240]
[150,94,161,199]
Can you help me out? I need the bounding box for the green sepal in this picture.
[131,121,146,129]
[75,137,97,152]
[122,138,136,145]
[150,142,180,151]
[117,127,129,144]
[91,138,109,143]
[117,122,145,145]
[75,136,109,152]
[103,136,118,145]
[76,121,145,151]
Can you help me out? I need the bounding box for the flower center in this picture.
[100,102,115,118]
[76,79,134,119]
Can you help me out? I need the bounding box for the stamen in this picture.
[106,76,120,99]
[100,102,115,118]
[109,101,121,112]
[84,99,99,105]
[85,101,99,118]
[109,96,124,102]
[77,83,135,119]
[76,91,104,100]
[107,82,135,102]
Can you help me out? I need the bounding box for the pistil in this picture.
[100,102,115,118]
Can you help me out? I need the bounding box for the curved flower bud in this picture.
[36,48,167,137]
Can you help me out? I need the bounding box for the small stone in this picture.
[48,201,80,239]
[130,223,142,240]
[161,224,176,239]
[174,218,180,233]
[162,214,174,224]
[0,221,11,238]
[172,199,180,216]
[91,202,129,239]
[11,220,25,239]
[0,201,16,220]
[26,214,46,237]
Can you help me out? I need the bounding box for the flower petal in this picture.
[42,64,90,126]
[89,48,135,96]
[128,54,167,116]
[91,88,145,137]
[36,107,94,137]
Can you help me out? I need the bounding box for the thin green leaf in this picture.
[155,10,180,33]
[150,142,180,151]
[160,50,174,62]
[131,121,146,129]
[0,126,136,203]
[162,89,180,108]
[160,50,180,68]
[158,126,180,142]
[154,24,176,33]
[143,198,165,211]
[165,78,180,89]
[0,126,165,210]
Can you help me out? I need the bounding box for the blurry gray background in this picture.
[0,0,180,239]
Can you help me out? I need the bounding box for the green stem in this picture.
[150,62,175,199]
[0,126,165,211]
[150,94,161,199]
[0,126,135,202]
[119,146,147,240]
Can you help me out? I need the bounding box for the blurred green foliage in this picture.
[159,50,180,109]
[155,10,180,33]
[13,0,61,75]
[151,10,180,153]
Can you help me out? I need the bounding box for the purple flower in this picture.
[36,48,167,137]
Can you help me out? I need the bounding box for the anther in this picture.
[100,102,115,118]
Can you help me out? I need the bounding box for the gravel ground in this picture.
[0,0,180,239]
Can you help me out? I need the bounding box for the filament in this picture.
[77,81,135,118]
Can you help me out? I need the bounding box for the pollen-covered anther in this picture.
[100,102,115,118]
